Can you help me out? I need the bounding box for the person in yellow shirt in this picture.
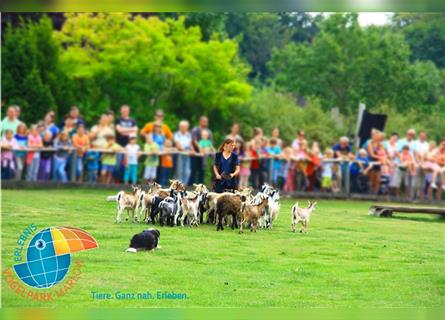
[140,109,173,140]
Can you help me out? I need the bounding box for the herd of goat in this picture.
[106,180,317,233]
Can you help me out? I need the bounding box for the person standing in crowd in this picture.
[283,146,297,193]
[106,110,115,130]
[67,106,86,128]
[14,105,21,120]
[213,138,240,193]
[306,142,322,191]
[72,124,90,182]
[190,116,212,185]
[291,130,306,154]
[431,139,445,191]
[412,130,429,199]
[249,140,261,189]
[140,109,173,139]
[384,132,400,195]
[174,120,193,185]
[333,136,353,191]
[37,131,54,181]
[350,148,371,193]
[53,131,72,182]
[42,110,59,140]
[14,123,28,180]
[1,129,18,179]
[123,135,140,184]
[159,139,174,186]
[239,141,253,188]
[267,138,282,187]
[100,134,122,184]
[143,134,160,184]
[26,124,43,182]
[252,127,263,147]
[321,148,335,192]
[395,145,416,198]
[397,128,416,152]
[115,105,138,181]
[90,114,115,148]
[85,142,101,183]
[1,105,22,136]
[226,123,244,144]
[271,128,283,147]
[366,130,384,195]
[62,116,77,138]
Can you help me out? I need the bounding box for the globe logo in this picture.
[13,226,98,289]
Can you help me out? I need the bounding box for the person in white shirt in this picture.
[412,131,429,200]
[174,120,193,185]
[123,135,140,184]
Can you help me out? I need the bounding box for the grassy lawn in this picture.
[1,189,444,307]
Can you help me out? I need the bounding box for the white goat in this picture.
[291,200,317,233]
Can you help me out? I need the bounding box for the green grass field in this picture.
[1,189,444,307]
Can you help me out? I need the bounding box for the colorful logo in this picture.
[13,226,98,289]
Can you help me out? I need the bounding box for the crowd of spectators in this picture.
[1,104,444,201]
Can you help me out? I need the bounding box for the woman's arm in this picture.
[231,165,240,178]
[213,165,222,180]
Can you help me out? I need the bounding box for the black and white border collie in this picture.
[126,229,161,253]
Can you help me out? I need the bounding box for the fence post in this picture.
[345,160,350,196]
[70,150,77,183]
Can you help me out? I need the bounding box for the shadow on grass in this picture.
[386,215,445,224]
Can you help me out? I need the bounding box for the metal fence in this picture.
[2,146,444,203]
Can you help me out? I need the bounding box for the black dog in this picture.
[127,229,160,252]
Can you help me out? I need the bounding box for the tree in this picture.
[269,13,442,115]
[2,16,62,124]
[55,13,252,129]
[392,13,445,68]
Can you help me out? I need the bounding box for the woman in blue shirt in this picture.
[213,138,240,193]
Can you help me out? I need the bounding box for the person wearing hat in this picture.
[140,109,173,140]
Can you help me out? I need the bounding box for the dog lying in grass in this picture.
[126,229,161,253]
[291,200,317,233]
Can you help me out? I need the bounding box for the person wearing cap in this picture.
[140,109,173,140]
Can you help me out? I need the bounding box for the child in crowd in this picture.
[152,123,166,149]
[321,148,334,192]
[267,138,282,187]
[283,147,297,192]
[26,124,43,181]
[72,124,90,182]
[306,142,322,191]
[1,129,18,179]
[249,140,261,189]
[101,135,122,184]
[14,123,28,180]
[395,145,416,198]
[430,141,445,191]
[85,142,101,183]
[198,130,214,154]
[53,131,72,182]
[159,139,174,186]
[143,134,160,184]
[124,135,140,184]
[239,142,253,188]
[349,148,371,193]
[277,147,291,190]
[38,131,54,181]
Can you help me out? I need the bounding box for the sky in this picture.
[309,12,393,26]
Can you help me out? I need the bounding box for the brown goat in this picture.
[215,193,246,231]
[239,194,269,233]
